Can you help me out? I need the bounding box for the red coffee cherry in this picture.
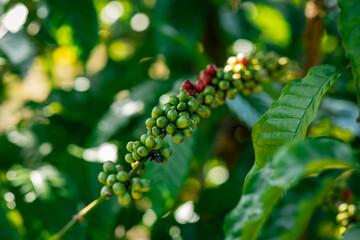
[185,89,195,96]
[182,79,194,91]
[237,56,248,66]
[199,70,212,84]
[206,64,217,76]
[195,80,206,92]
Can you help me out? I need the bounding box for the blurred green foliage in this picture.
[0,0,359,239]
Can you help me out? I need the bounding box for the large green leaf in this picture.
[224,138,357,240]
[252,65,341,169]
[338,0,360,82]
[341,223,360,240]
[143,133,194,216]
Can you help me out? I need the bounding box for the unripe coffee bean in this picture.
[112,182,126,195]
[167,109,178,122]
[182,127,193,137]
[101,186,113,199]
[162,103,171,114]
[137,165,146,175]
[176,116,191,129]
[179,111,190,118]
[216,68,224,79]
[166,123,176,135]
[178,91,189,102]
[153,137,163,150]
[169,95,179,106]
[126,141,134,152]
[152,126,162,136]
[118,192,130,205]
[177,102,187,111]
[133,141,142,150]
[160,147,172,158]
[145,118,156,128]
[140,134,149,144]
[131,189,143,200]
[190,113,200,125]
[140,179,151,192]
[204,95,213,104]
[132,150,142,161]
[145,136,156,149]
[125,153,135,163]
[226,88,237,99]
[187,99,198,112]
[98,171,108,184]
[116,171,129,182]
[203,86,215,96]
[156,116,168,128]
[172,132,184,144]
[219,80,230,90]
[131,178,142,191]
[224,71,234,81]
[196,105,211,118]
[151,106,163,118]
[137,146,149,157]
[103,161,117,174]
[106,174,117,187]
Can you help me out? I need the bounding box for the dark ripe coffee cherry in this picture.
[179,111,190,118]
[169,95,179,106]
[152,153,165,163]
[176,116,191,129]
[151,106,163,118]
[140,134,149,144]
[199,70,212,84]
[216,68,224,79]
[131,189,143,200]
[211,77,219,85]
[156,116,168,128]
[153,137,164,150]
[219,80,230,90]
[178,91,189,102]
[185,89,195,97]
[152,126,162,136]
[106,174,117,187]
[98,171,108,184]
[177,102,187,111]
[131,161,139,169]
[232,79,243,90]
[182,79,194,91]
[140,179,151,192]
[103,161,117,174]
[226,88,237,99]
[112,182,126,195]
[160,147,172,158]
[182,127,193,138]
[116,164,124,172]
[224,71,234,81]
[133,141,142,150]
[203,86,215,96]
[166,123,176,135]
[118,192,130,205]
[190,113,200,125]
[137,146,149,157]
[125,153,135,163]
[116,171,129,182]
[145,136,156,149]
[172,131,184,144]
[210,97,220,108]
[204,95,213,104]
[195,80,206,92]
[215,89,225,99]
[126,141,134,152]
[187,99,198,112]
[145,118,156,128]
[101,186,113,199]
[167,109,178,122]
[206,64,217,76]
[131,178,142,191]
[162,103,171,115]
[237,56,248,66]
[194,93,204,104]
[132,150,142,161]
[137,165,146,175]
[196,105,211,118]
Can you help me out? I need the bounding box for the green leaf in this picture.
[224,138,357,240]
[341,223,360,240]
[0,198,24,240]
[143,133,194,215]
[252,65,341,169]
[338,0,360,81]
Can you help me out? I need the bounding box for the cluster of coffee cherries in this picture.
[97,161,151,204]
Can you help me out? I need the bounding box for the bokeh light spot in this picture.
[130,13,150,32]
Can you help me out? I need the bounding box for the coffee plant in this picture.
[0,0,360,240]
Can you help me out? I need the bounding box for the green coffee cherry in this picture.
[103,161,117,174]
[178,91,189,102]
[140,134,149,144]
[204,95,213,104]
[219,80,230,90]
[106,174,117,187]
[211,77,219,85]
[153,137,163,150]
[112,182,126,195]
[210,97,220,108]
[145,118,156,128]
[190,113,200,125]
[137,146,149,157]
[196,105,211,118]
[131,178,142,191]
[116,171,129,182]
[147,129,153,135]
[226,89,237,99]
[215,90,225,99]
[242,69,252,80]
[131,189,143,200]
[162,103,171,114]
[116,164,124,172]
[179,111,190,118]
[151,106,163,118]
[145,136,156,149]
[137,165,146,175]
[156,116,168,128]
[140,179,151,192]
[160,147,172,158]
[131,161,139,169]
[176,116,191,129]
[125,153,135,163]
[189,119,196,129]
[216,68,224,79]
[224,71,234,80]
[132,150,142,161]
[152,126,162,136]
[172,132,184,144]
[177,102,187,111]
[203,86,215,95]
[182,127,193,138]
[187,100,198,112]
[162,140,170,148]
[126,141,134,152]
[133,141,142,150]
[232,79,243,90]
[194,93,204,104]
[118,192,130,205]
[98,171,108,184]
[167,109,178,122]
[169,95,179,106]
[166,123,176,135]
[101,186,113,198]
